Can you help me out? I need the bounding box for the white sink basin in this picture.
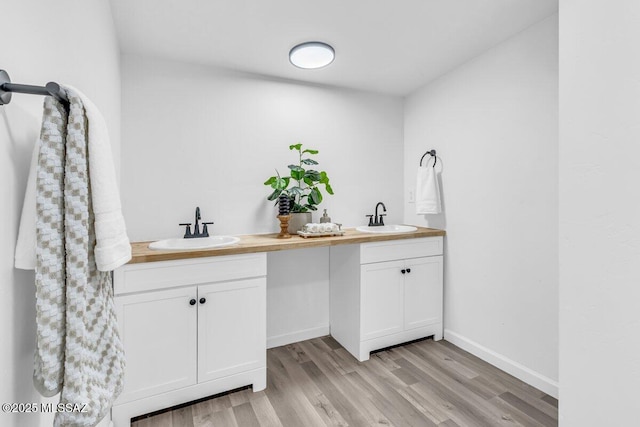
[355,225,418,234]
[148,236,240,251]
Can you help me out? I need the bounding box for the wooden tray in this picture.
[297,230,346,239]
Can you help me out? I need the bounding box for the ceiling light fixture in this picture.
[289,42,335,69]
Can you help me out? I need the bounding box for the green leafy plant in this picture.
[264,143,334,213]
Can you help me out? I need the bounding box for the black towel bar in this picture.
[0,69,68,106]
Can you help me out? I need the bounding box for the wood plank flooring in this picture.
[131,337,558,427]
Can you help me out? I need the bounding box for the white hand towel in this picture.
[416,166,442,214]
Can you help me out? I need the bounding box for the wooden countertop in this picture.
[128,226,446,264]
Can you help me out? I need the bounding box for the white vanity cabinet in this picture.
[110,253,267,427]
[330,237,443,361]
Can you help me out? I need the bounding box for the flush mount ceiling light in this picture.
[289,42,335,69]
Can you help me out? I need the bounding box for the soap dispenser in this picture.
[320,209,331,223]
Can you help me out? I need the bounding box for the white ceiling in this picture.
[109,0,558,96]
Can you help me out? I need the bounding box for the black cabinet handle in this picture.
[189,299,196,306]
[401,269,406,274]
[199,297,206,304]
[406,268,411,273]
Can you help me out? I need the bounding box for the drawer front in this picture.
[360,237,442,264]
[114,252,267,295]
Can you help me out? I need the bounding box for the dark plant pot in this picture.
[288,212,312,234]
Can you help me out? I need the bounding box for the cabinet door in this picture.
[197,277,266,383]
[360,260,405,341]
[114,287,198,404]
[404,256,443,331]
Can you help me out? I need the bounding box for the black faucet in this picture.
[179,207,214,238]
[194,207,201,235]
[366,202,387,226]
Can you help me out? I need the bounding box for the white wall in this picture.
[121,55,404,240]
[559,1,640,425]
[267,248,330,348]
[120,55,404,345]
[404,15,559,396]
[0,2,121,427]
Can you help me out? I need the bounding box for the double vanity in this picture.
[110,226,445,426]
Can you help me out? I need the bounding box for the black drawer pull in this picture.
[406,268,411,273]
[199,297,206,304]
[401,269,406,274]
[189,299,196,306]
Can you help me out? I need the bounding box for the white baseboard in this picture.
[267,325,330,349]
[444,329,558,398]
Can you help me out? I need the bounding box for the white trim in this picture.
[357,324,443,361]
[111,367,266,427]
[444,329,558,398]
[267,325,329,349]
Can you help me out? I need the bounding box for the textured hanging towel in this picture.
[15,88,129,427]
[32,97,68,398]
[416,165,442,214]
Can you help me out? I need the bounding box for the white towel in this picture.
[14,144,39,270]
[416,165,442,214]
[15,86,131,272]
[67,85,131,271]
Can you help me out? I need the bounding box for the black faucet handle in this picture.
[179,223,192,238]
[378,214,386,226]
[366,215,374,226]
[202,222,214,237]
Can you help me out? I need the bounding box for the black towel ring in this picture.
[420,149,437,167]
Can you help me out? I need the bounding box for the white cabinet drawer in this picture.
[360,237,442,264]
[114,253,267,295]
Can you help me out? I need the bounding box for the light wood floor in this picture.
[131,337,558,427]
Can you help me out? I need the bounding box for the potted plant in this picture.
[264,143,334,232]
